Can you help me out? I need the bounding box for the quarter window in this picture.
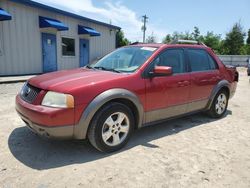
[207,54,218,70]
[62,37,75,56]
[154,49,185,74]
[188,49,218,72]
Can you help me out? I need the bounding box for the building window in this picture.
[62,37,75,56]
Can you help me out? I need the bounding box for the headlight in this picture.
[20,82,28,95]
[42,91,74,108]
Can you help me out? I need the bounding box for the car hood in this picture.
[29,68,127,93]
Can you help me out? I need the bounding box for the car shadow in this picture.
[8,111,232,170]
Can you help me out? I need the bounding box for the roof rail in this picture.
[171,39,207,47]
[130,42,144,45]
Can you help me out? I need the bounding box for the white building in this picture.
[0,0,120,76]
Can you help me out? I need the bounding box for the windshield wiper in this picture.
[85,65,94,69]
[93,66,121,73]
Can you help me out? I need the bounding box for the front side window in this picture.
[90,46,157,73]
[62,37,75,56]
[153,49,185,74]
[188,49,217,72]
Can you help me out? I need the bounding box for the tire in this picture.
[87,102,135,152]
[207,90,229,118]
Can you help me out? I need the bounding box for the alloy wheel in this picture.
[215,93,227,115]
[101,112,130,146]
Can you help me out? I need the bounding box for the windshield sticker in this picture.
[141,47,157,51]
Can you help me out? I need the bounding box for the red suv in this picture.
[16,41,238,152]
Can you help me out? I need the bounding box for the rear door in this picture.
[186,48,221,112]
[145,48,190,123]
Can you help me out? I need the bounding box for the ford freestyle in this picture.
[16,40,238,152]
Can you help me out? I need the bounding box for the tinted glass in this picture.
[154,49,185,74]
[62,38,75,56]
[188,49,212,72]
[207,54,218,70]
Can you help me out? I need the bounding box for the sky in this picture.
[33,0,250,42]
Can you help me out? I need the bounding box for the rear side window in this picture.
[154,49,185,74]
[188,49,217,72]
[207,54,218,70]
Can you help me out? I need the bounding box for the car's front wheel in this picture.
[208,90,229,118]
[88,102,134,152]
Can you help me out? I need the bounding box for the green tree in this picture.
[239,45,248,55]
[223,22,245,55]
[202,32,221,53]
[247,46,250,55]
[172,31,180,40]
[218,40,229,55]
[182,31,194,40]
[116,30,129,48]
[246,29,250,54]
[146,32,157,43]
[192,26,200,40]
[162,34,172,44]
[169,31,194,41]
[247,29,250,45]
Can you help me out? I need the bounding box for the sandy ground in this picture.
[0,68,250,188]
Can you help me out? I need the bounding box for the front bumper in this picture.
[17,111,74,139]
[16,94,74,139]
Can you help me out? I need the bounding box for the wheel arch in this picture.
[205,80,230,110]
[107,98,140,129]
[73,88,144,139]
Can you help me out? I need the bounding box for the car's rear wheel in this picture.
[88,102,134,152]
[208,90,228,118]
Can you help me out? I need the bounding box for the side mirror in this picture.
[150,66,172,77]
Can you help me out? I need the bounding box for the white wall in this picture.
[218,55,250,67]
[0,0,117,75]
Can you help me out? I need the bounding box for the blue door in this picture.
[42,33,57,72]
[80,39,89,67]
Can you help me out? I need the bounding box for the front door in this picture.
[42,33,57,73]
[80,39,89,67]
[145,48,190,123]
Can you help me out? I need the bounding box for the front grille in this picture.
[20,83,41,103]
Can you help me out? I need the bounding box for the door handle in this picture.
[211,77,217,81]
[208,76,219,82]
[182,81,190,86]
[178,81,190,87]
[178,82,184,87]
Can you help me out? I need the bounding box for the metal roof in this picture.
[9,0,121,30]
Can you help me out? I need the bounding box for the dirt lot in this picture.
[0,68,250,188]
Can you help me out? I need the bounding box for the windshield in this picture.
[89,46,157,73]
